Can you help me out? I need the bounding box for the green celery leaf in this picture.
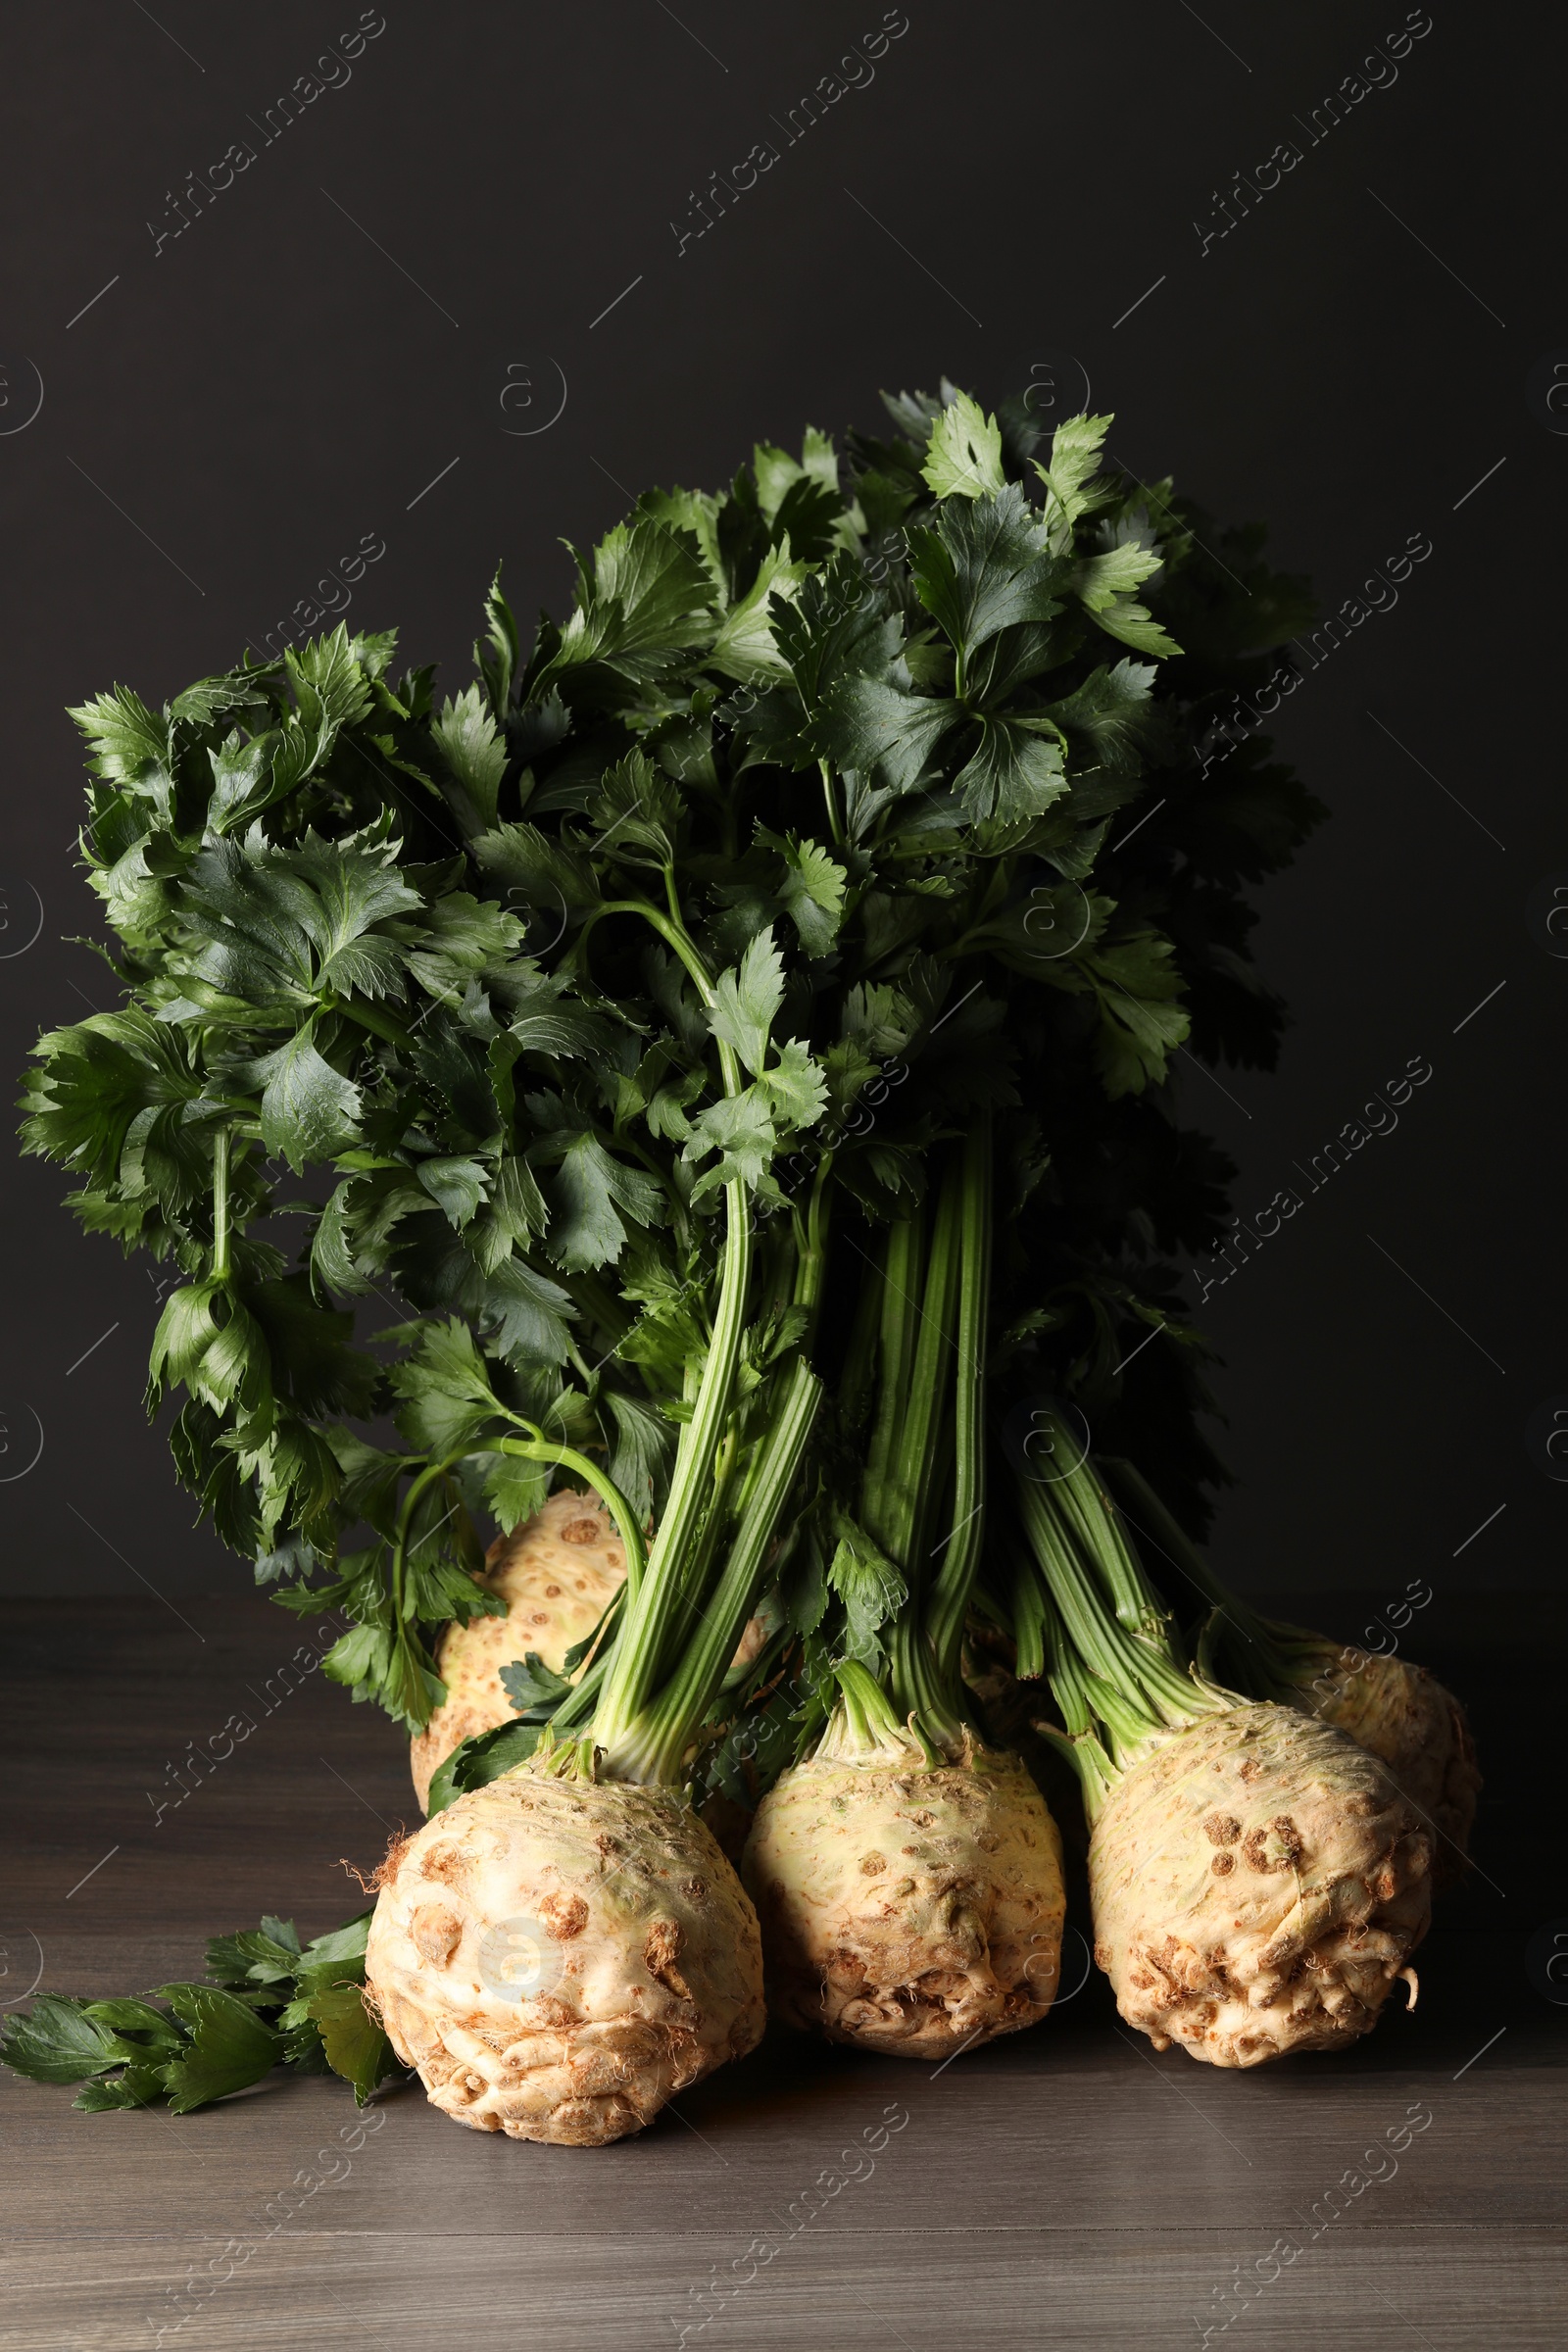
[759,1038,828,1132]
[415,1155,490,1230]
[952,717,1068,826]
[920,390,1005,500]
[908,485,1065,662]
[756,829,846,957]
[388,1316,501,1451]
[482,1448,550,1535]
[475,563,520,716]
[154,1984,281,2111]
[534,1133,663,1272]
[432,684,509,834]
[709,928,785,1077]
[81,1998,186,2049]
[812,675,958,796]
[550,516,713,681]
[826,1514,907,1659]
[1088,600,1183,659]
[305,1983,395,2105]
[204,1926,300,1987]
[1,1996,146,2084]
[255,1032,362,1170]
[1035,412,1113,543]
[1084,934,1190,1096]
[1046,659,1156,777]
[499,1652,573,1714]
[482,1256,576,1365]
[603,1388,672,1519]
[588,750,681,866]
[74,2061,174,2111]
[684,1088,779,1202]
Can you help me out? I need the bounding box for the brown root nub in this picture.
[367,1773,763,2146]
[1090,1703,1432,2069]
[1278,1643,1482,1887]
[742,1746,1065,2062]
[539,1891,588,1941]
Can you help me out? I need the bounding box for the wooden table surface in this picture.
[3,1589,1563,2351]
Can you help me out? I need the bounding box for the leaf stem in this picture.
[610,1357,820,1782]
[495,1434,649,1598]
[574,893,759,1753]
[211,1129,231,1284]
[330,996,412,1049]
[818,759,844,847]
[921,1114,992,1715]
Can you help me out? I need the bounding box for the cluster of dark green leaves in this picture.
[0,1913,396,2112]
[24,376,1317,1747]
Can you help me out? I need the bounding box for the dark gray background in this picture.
[0,0,1557,1620]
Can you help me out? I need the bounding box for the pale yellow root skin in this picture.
[409,1491,626,1812]
[409,1494,773,1815]
[1091,1702,1432,2068]
[367,1770,765,2146]
[1278,1643,1481,1886]
[743,1745,1065,2060]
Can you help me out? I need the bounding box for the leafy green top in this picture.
[24,385,1318,1744]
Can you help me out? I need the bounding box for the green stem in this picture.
[332,996,412,1049]
[1099,1456,1282,1682]
[611,1357,820,1783]
[921,1116,992,1696]
[818,758,843,847]
[495,1435,648,1599]
[791,1154,834,1348]
[860,1213,925,1554]
[211,1128,231,1284]
[1010,1545,1049,1682]
[884,1157,962,1574]
[580,899,758,1752]
[1014,1474,1218,1734]
[886,1158,964,1726]
[818,1658,920,1761]
[1045,1430,1175,1649]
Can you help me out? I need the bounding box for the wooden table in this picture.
[3,1591,1562,2349]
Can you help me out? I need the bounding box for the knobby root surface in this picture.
[367,1771,764,2145]
[1091,1702,1432,2068]
[743,1746,1065,2060]
[1279,1643,1481,1886]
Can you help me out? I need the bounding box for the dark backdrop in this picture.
[1,0,1557,1613]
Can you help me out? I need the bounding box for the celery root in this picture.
[1088,1701,1430,2066]
[1258,1641,1478,1885]
[368,1775,762,2144]
[1014,1453,1433,2067]
[745,1712,1064,2056]
[748,1125,1067,2058]
[1099,1458,1481,1883]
